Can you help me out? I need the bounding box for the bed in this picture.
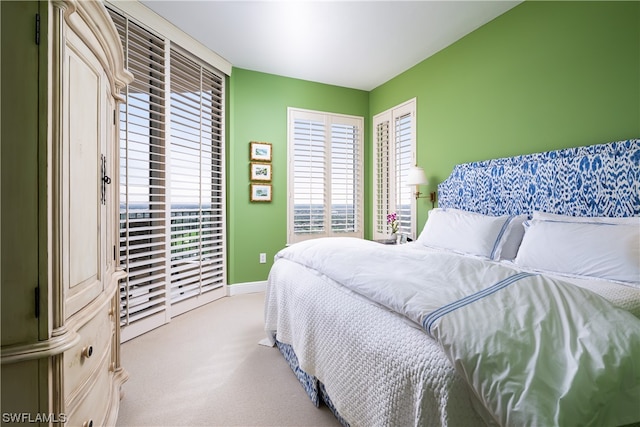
[263,139,640,427]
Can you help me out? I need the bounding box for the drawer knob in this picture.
[82,420,93,427]
[81,345,94,359]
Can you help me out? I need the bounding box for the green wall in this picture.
[228,1,640,285]
[1,0,42,344]
[370,1,640,230]
[227,69,368,284]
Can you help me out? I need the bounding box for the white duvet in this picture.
[274,237,640,427]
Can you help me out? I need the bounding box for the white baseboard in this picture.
[228,280,267,296]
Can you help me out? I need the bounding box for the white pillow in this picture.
[417,208,513,260]
[514,219,640,285]
[532,211,640,225]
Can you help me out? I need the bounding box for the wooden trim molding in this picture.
[64,0,133,98]
[1,328,80,364]
[228,281,267,296]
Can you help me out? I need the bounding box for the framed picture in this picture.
[250,184,272,202]
[250,162,272,181]
[250,141,272,162]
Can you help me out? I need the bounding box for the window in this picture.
[288,108,364,244]
[373,99,417,240]
[109,7,226,342]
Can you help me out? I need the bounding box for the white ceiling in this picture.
[140,1,522,91]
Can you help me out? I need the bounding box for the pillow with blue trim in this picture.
[532,211,639,225]
[417,208,521,260]
[514,219,640,285]
[493,214,528,260]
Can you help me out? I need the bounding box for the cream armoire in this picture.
[1,1,133,425]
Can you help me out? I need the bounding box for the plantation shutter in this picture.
[331,123,361,233]
[372,99,417,240]
[109,6,227,341]
[169,47,225,315]
[373,116,392,239]
[395,112,413,235]
[288,109,363,243]
[111,10,170,339]
[292,117,326,236]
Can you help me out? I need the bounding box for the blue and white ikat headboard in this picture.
[438,139,640,217]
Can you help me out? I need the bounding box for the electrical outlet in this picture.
[259,253,267,264]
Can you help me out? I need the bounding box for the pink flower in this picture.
[387,212,399,233]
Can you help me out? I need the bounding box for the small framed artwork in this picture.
[250,184,272,202]
[250,162,272,181]
[250,141,272,162]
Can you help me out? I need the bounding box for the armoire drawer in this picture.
[64,304,114,401]
[65,353,113,427]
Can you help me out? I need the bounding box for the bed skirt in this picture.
[276,340,350,427]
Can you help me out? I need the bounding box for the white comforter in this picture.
[274,237,640,427]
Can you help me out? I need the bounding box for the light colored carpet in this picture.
[116,292,340,427]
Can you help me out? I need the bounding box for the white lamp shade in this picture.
[406,166,428,186]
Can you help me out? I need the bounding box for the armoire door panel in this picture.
[63,29,105,316]
[68,53,99,287]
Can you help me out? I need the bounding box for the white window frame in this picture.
[372,98,417,240]
[287,108,364,244]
